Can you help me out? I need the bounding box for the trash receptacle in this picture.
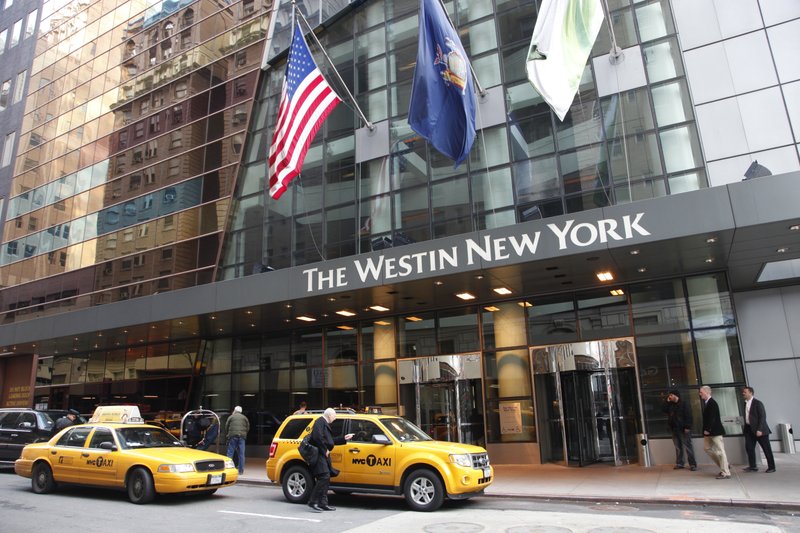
[778,423,795,454]
[637,433,653,467]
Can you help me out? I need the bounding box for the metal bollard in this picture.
[778,423,795,454]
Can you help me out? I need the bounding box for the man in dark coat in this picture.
[55,409,80,432]
[699,385,730,479]
[307,408,352,512]
[662,390,697,470]
[742,386,776,473]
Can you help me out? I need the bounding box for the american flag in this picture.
[268,26,342,200]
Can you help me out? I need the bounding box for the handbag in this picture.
[298,435,319,466]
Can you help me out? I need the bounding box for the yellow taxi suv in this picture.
[266,410,492,512]
[14,406,237,504]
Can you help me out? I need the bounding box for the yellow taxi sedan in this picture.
[14,406,237,504]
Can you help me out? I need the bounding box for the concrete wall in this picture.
[734,286,800,452]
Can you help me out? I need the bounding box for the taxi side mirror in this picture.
[372,434,391,445]
[98,441,118,451]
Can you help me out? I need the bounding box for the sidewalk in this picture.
[238,452,800,511]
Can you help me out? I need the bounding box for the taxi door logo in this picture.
[352,454,391,467]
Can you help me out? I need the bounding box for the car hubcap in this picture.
[132,477,142,497]
[411,478,434,504]
[288,473,306,496]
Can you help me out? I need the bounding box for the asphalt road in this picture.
[1,469,798,532]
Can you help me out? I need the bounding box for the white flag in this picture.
[526,0,605,121]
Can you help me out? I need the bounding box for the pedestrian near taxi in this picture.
[699,386,730,479]
[307,408,353,513]
[55,409,80,432]
[225,406,249,474]
[662,390,697,471]
[742,386,776,473]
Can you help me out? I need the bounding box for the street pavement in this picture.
[238,452,800,511]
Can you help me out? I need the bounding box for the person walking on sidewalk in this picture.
[742,386,776,473]
[663,390,697,471]
[307,408,353,513]
[699,386,730,479]
[225,406,249,474]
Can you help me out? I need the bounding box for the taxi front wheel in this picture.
[127,467,155,504]
[282,464,313,504]
[32,463,56,494]
[404,469,444,512]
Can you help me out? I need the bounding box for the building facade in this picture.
[0,0,798,467]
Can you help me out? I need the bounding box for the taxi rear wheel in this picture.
[403,469,444,512]
[127,467,155,504]
[282,464,313,503]
[32,463,56,494]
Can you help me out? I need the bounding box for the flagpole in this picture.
[434,0,487,97]
[292,1,375,131]
[600,0,624,64]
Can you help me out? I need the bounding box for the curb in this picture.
[236,476,800,513]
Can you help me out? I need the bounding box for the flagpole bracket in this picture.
[608,45,624,65]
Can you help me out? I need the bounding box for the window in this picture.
[143,194,153,210]
[0,80,9,110]
[123,229,133,242]
[145,167,156,184]
[129,174,141,190]
[161,247,173,260]
[138,225,149,238]
[163,215,174,229]
[2,132,15,166]
[171,105,183,124]
[145,140,157,159]
[10,19,22,48]
[25,10,37,38]
[13,70,25,104]
[170,131,182,149]
[119,131,129,148]
[152,90,164,107]
[174,81,187,99]
[133,254,145,266]
[57,427,92,447]
[0,30,6,54]
[235,50,247,67]
[139,99,149,115]
[88,428,114,448]
[149,114,160,133]
[134,121,144,138]
[121,258,132,269]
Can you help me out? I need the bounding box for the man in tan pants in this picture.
[699,386,730,479]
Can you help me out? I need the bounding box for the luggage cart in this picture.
[181,408,222,453]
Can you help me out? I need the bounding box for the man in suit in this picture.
[699,385,730,479]
[742,386,776,473]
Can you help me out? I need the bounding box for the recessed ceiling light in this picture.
[484,306,500,312]
[369,305,390,312]
[629,249,640,255]
[637,267,647,273]
[374,320,391,326]
[777,247,788,253]
[474,275,484,280]
[493,287,512,295]
[456,292,476,300]
[434,281,444,286]
[610,289,625,296]
[405,316,423,322]
[705,258,714,263]
[336,325,354,330]
[336,310,356,317]
[297,316,316,322]
[596,271,614,281]
[790,225,800,231]
[518,301,533,308]
[706,237,717,244]
[328,297,337,302]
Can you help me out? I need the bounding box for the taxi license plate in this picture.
[483,467,491,478]
[208,474,223,485]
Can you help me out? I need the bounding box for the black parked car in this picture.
[0,409,56,465]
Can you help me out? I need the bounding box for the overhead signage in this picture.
[302,213,650,293]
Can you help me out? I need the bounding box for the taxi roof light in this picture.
[89,405,145,424]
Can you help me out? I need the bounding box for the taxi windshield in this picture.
[380,417,432,442]
[116,426,184,449]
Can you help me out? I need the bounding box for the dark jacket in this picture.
[309,416,345,477]
[54,416,76,432]
[746,398,771,435]
[702,397,725,436]
[225,412,250,439]
[663,398,692,432]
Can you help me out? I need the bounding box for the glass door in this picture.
[532,339,642,466]
[398,354,485,446]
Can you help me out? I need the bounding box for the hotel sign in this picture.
[302,213,650,293]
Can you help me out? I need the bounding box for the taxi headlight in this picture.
[449,454,471,467]
[158,463,195,473]
[225,459,236,469]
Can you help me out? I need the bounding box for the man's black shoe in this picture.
[690,465,697,471]
[320,505,336,511]
[308,503,324,513]
[743,466,758,472]
[673,465,684,470]
[766,468,776,473]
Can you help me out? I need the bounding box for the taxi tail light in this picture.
[269,441,277,458]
